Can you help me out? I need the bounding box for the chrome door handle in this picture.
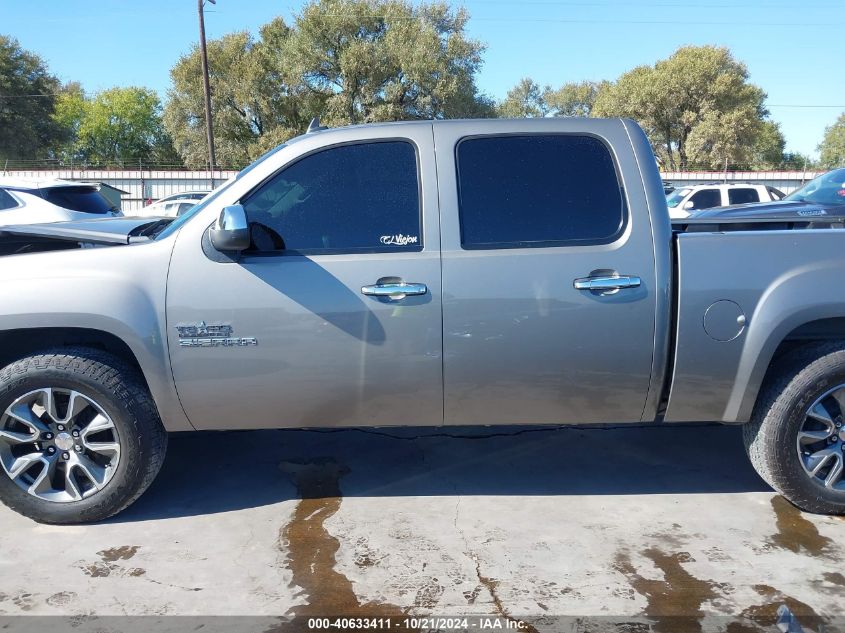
[361,282,428,300]
[573,275,641,292]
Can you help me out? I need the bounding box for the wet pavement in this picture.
[0,424,842,632]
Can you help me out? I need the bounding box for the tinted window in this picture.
[0,189,18,211]
[688,189,721,210]
[43,187,114,214]
[457,135,625,248]
[728,188,760,205]
[243,141,421,253]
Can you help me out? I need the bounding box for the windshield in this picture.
[154,143,288,240]
[784,168,845,206]
[666,188,691,208]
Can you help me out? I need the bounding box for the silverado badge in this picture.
[175,321,257,347]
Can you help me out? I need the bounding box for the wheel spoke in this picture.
[798,429,833,444]
[0,428,37,445]
[65,391,91,424]
[807,401,835,426]
[81,414,114,439]
[823,453,844,488]
[6,402,49,435]
[85,441,120,457]
[26,455,57,496]
[73,455,107,490]
[7,452,46,479]
[64,465,83,501]
[807,448,837,476]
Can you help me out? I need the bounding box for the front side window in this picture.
[456,135,626,249]
[688,188,721,210]
[728,188,760,205]
[242,141,421,253]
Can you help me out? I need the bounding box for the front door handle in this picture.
[361,281,428,301]
[573,275,641,293]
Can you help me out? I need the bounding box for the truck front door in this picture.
[166,128,443,429]
[434,119,659,425]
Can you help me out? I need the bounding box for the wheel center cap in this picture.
[54,432,74,451]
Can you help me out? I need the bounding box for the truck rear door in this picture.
[433,119,658,425]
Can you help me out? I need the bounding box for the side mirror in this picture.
[209,205,250,252]
[683,201,695,210]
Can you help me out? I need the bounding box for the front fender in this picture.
[0,240,193,432]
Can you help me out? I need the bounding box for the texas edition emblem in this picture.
[175,321,257,348]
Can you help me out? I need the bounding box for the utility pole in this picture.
[198,0,217,173]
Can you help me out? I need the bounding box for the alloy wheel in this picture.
[0,388,121,502]
[797,385,845,491]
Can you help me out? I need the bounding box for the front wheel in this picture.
[744,341,845,515]
[0,349,167,523]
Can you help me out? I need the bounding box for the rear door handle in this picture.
[573,275,641,293]
[361,282,428,301]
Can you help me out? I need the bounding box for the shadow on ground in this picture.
[113,423,770,523]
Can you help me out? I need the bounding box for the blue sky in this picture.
[2,0,843,158]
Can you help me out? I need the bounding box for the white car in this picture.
[0,178,122,226]
[132,191,210,218]
[666,183,785,218]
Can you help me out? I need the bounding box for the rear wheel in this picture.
[744,341,845,515]
[0,349,167,523]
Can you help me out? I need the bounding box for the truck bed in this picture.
[664,226,845,423]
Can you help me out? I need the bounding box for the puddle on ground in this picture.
[613,548,721,633]
[740,584,827,632]
[767,496,835,558]
[277,459,415,631]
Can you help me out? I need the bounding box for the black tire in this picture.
[743,341,845,515]
[0,348,167,524]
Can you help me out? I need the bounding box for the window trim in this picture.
[238,138,424,257]
[454,132,629,251]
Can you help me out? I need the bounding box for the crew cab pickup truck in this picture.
[1,118,844,524]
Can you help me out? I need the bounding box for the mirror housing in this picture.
[683,201,695,210]
[209,205,250,252]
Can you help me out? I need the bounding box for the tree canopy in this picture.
[0,35,65,162]
[53,86,178,166]
[818,113,845,168]
[164,0,493,167]
[497,78,602,119]
[591,46,778,170]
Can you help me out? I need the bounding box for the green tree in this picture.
[55,86,178,166]
[545,80,606,117]
[818,113,845,168]
[497,78,549,118]
[497,78,605,118]
[164,21,319,167]
[593,46,774,170]
[0,35,65,161]
[283,0,492,125]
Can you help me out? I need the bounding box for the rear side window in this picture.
[688,188,721,210]
[43,187,114,214]
[243,141,421,253]
[456,135,626,249]
[0,189,19,211]
[728,188,760,205]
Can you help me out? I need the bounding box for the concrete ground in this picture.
[0,424,843,632]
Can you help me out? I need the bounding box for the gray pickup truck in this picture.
[1,118,844,524]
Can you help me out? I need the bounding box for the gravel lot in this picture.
[0,423,842,632]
